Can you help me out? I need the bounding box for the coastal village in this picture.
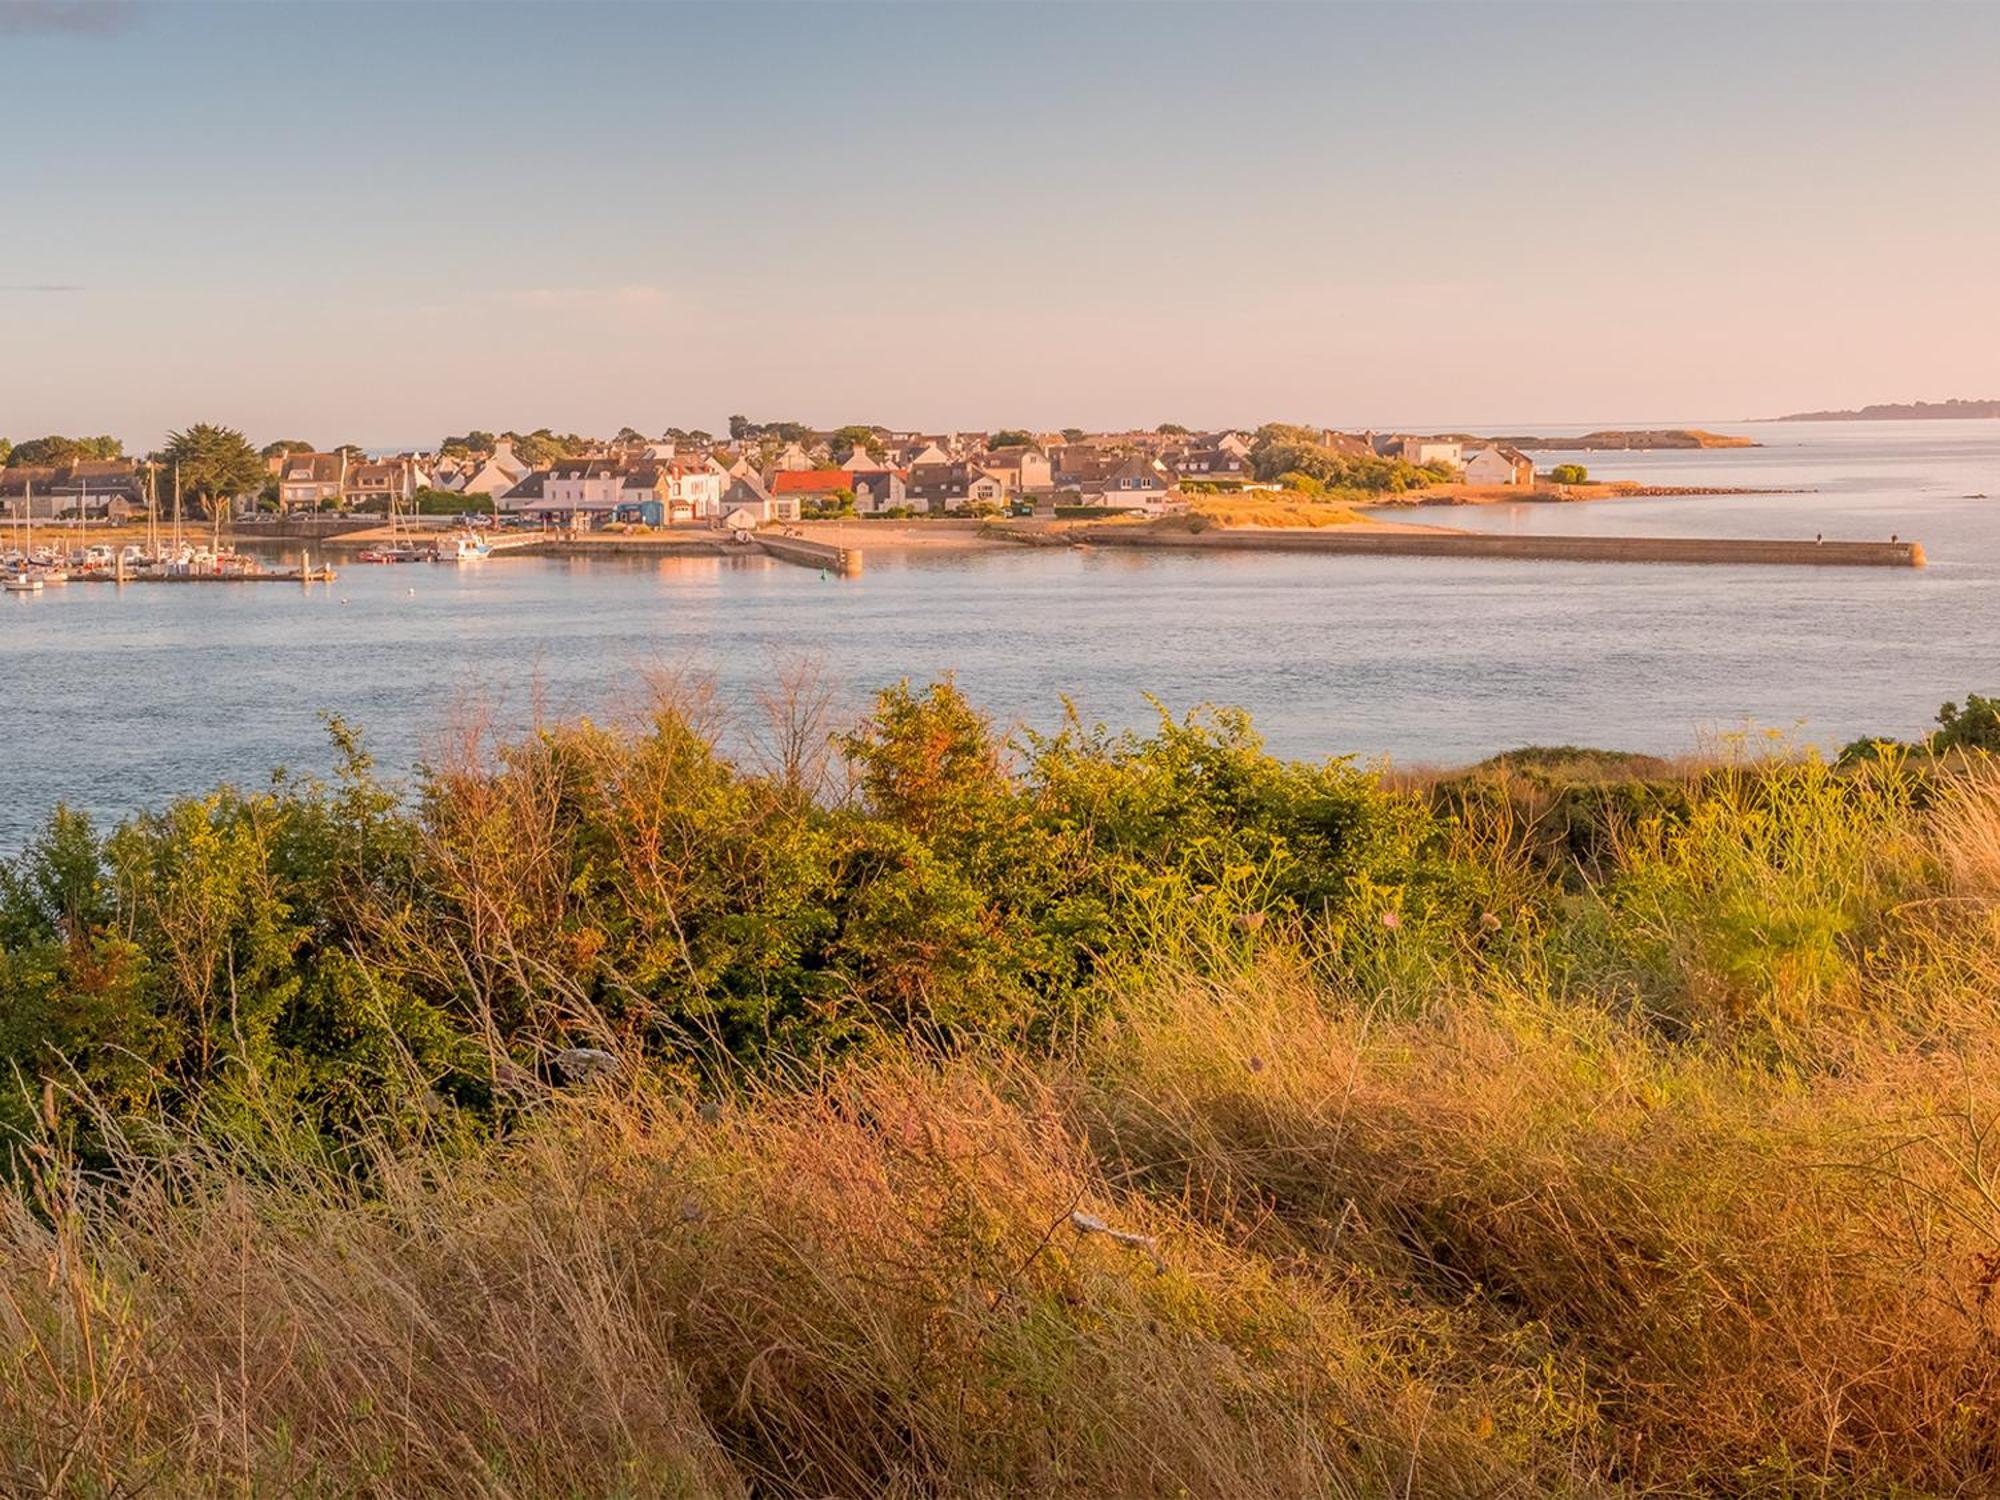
[0,423,1542,530]
[0,420,1923,583]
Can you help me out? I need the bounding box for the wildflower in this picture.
[1380,910,1402,931]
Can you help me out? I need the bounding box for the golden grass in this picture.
[1932,767,2000,898]
[10,935,2000,1494]
[7,749,2000,1494]
[0,1056,1555,1498]
[1187,497,1367,529]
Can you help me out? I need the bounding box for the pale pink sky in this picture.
[4,1,1997,449]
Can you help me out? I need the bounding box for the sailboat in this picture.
[5,480,45,590]
[360,488,429,562]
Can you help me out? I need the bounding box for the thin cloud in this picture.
[0,1,142,37]
[0,283,84,293]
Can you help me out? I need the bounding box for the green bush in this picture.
[413,487,493,515]
[1934,693,2000,753]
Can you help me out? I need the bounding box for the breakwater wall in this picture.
[1080,528,1925,568]
[756,534,863,575]
[523,538,732,558]
[230,518,382,542]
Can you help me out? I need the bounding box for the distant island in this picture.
[1775,398,2000,422]
[1472,429,1756,451]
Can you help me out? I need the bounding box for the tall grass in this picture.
[2,696,1999,1495]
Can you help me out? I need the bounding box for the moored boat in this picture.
[433,530,491,562]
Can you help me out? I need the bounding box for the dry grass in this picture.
[1074,962,2000,1492]
[1932,767,2000,898]
[9,941,2000,1495]
[0,1058,1563,1499]
[6,742,2000,1494]
[1187,497,1367,529]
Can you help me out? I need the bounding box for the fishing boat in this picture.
[3,573,43,593]
[433,529,491,562]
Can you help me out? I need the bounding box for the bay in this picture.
[2,418,1993,849]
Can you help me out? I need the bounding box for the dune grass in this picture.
[1187,495,1369,528]
[2,685,1999,1496]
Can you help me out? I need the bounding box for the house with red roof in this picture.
[772,467,908,515]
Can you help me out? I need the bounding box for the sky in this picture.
[4,0,1998,450]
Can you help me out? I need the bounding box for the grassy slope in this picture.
[3,703,2000,1496]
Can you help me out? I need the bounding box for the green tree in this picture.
[260,438,316,460]
[990,429,1035,449]
[1060,428,1086,443]
[801,489,856,519]
[1155,422,1190,435]
[160,424,265,517]
[0,438,11,466]
[503,429,588,467]
[413,487,493,516]
[440,430,496,458]
[830,426,885,464]
[1934,694,2000,754]
[1550,463,1588,484]
[9,434,123,467]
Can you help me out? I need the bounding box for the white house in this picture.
[1082,454,1181,514]
[543,458,626,512]
[1462,445,1536,486]
[450,438,531,500]
[1398,438,1464,468]
[660,464,723,520]
[717,475,799,526]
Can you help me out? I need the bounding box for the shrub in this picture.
[6,688,2000,1492]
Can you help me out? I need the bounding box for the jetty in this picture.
[756,533,863,576]
[1079,528,1926,569]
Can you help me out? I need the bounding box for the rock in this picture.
[549,1047,621,1085]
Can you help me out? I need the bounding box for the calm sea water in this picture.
[2,419,1995,848]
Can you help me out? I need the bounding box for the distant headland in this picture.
[1473,429,1756,451]
[1774,398,2000,422]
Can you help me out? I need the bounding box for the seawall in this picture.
[231,517,383,542]
[1079,527,1926,569]
[525,538,733,558]
[757,534,863,575]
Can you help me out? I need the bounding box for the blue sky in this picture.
[4,0,1997,449]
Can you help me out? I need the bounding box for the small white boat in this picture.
[4,575,44,593]
[434,530,491,562]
